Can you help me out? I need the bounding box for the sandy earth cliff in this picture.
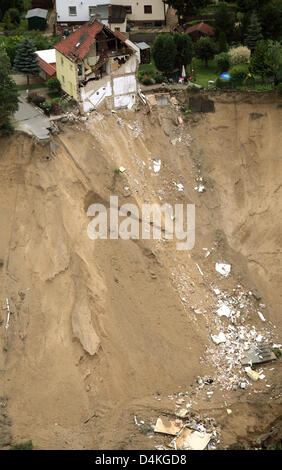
[0,91,281,449]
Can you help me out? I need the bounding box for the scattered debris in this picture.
[171,428,212,451]
[241,343,277,366]
[153,159,161,173]
[215,263,231,277]
[245,367,260,381]
[154,416,183,436]
[211,332,226,345]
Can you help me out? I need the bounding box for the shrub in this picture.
[155,73,166,84]
[229,64,249,85]
[0,121,14,136]
[142,77,155,86]
[46,77,61,92]
[31,95,45,106]
[215,77,232,89]
[11,440,33,450]
[214,52,230,73]
[228,46,251,66]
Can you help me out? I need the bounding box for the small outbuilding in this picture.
[185,22,215,42]
[25,8,47,31]
[136,42,151,64]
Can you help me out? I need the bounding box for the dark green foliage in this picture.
[0,47,18,132]
[218,32,228,52]
[46,77,61,92]
[7,8,21,25]
[214,52,230,73]
[245,11,263,51]
[195,37,218,67]
[172,32,194,71]
[164,1,209,17]
[152,34,177,75]
[215,4,236,41]
[13,37,40,85]
[249,39,269,79]
[215,77,232,89]
[229,63,249,85]
[259,1,282,40]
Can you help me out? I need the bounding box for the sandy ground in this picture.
[0,91,281,449]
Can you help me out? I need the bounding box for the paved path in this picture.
[15,93,50,140]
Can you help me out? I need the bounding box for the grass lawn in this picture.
[16,82,48,91]
[191,59,218,88]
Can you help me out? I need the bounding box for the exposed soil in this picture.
[0,91,281,449]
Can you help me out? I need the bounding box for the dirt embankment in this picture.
[0,92,281,449]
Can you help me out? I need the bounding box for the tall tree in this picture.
[245,11,263,52]
[172,32,194,72]
[0,47,18,132]
[164,1,209,18]
[13,38,40,85]
[195,36,218,68]
[249,39,269,80]
[215,4,236,41]
[152,34,177,75]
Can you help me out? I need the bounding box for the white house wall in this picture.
[56,0,111,23]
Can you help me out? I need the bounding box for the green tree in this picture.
[7,8,21,24]
[245,11,263,52]
[259,0,282,40]
[250,39,269,80]
[13,38,40,85]
[195,36,218,68]
[152,34,177,75]
[0,47,18,133]
[215,4,236,41]
[164,1,209,17]
[265,40,282,77]
[218,32,228,52]
[172,32,194,72]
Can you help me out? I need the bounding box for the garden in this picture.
[138,1,282,93]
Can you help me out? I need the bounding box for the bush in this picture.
[46,77,61,92]
[228,46,251,66]
[215,77,232,89]
[276,83,282,94]
[142,77,155,86]
[11,440,33,450]
[32,95,45,106]
[229,64,249,85]
[0,121,14,136]
[155,73,166,84]
[214,52,230,73]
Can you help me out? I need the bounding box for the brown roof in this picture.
[54,21,103,60]
[186,22,214,36]
[38,57,56,77]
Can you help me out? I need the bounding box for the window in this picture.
[61,75,65,84]
[125,6,132,14]
[89,6,96,16]
[61,57,64,66]
[115,27,120,31]
[69,6,77,16]
[70,64,73,71]
[144,5,152,14]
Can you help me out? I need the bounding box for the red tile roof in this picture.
[38,57,56,77]
[186,22,214,36]
[54,21,104,60]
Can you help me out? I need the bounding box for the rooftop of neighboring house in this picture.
[54,20,130,61]
[36,49,56,64]
[185,22,215,36]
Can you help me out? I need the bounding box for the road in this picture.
[15,93,50,140]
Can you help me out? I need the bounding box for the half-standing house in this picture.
[54,19,140,112]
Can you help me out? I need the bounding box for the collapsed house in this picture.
[54,18,140,112]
